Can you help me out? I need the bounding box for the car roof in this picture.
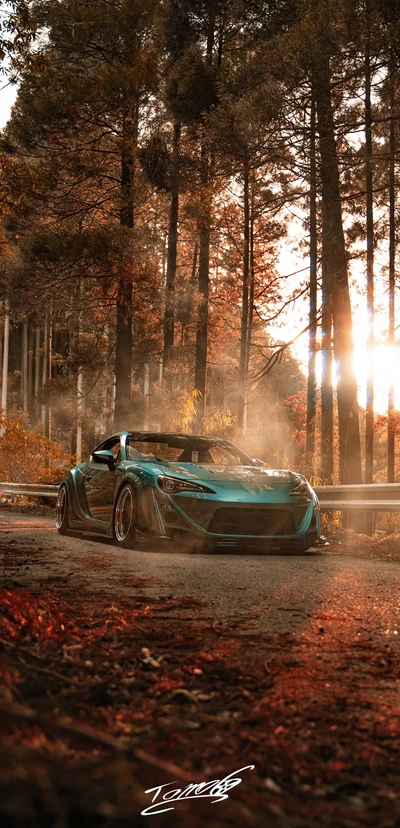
[98,432,239,452]
[111,431,229,443]
[106,429,229,443]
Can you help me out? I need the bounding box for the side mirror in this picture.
[92,449,116,469]
[252,458,266,467]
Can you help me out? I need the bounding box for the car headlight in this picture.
[290,481,311,498]
[158,475,215,495]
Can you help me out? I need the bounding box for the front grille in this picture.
[208,507,295,536]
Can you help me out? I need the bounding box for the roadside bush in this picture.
[0,417,72,483]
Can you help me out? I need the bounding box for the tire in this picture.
[113,483,138,548]
[56,485,70,535]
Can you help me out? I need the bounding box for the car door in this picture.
[84,438,121,523]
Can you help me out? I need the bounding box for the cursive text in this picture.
[141,765,255,816]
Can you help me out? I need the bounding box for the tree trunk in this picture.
[34,327,41,420]
[42,315,52,440]
[191,240,199,285]
[237,158,250,431]
[193,135,211,424]
[21,321,28,414]
[163,121,181,373]
[315,54,362,484]
[194,11,215,428]
[143,363,150,429]
[243,170,256,433]
[28,326,34,405]
[75,278,84,463]
[41,320,47,430]
[114,109,136,429]
[306,87,318,472]
[1,302,10,416]
[320,249,334,483]
[365,26,374,491]
[76,366,83,462]
[388,63,396,482]
[194,204,210,424]
[247,173,255,374]
[181,240,198,350]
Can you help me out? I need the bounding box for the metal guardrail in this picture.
[314,483,400,512]
[318,500,400,512]
[0,482,59,498]
[0,481,399,512]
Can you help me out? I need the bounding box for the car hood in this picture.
[154,463,301,487]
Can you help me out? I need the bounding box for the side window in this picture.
[93,437,121,463]
[105,439,121,462]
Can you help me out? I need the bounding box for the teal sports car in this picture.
[56,431,321,551]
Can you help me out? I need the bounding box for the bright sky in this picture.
[0,78,18,128]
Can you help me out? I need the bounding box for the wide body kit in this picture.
[57,431,321,551]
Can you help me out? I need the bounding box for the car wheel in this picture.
[56,485,70,535]
[113,483,137,548]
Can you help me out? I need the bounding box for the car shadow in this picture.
[63,529,327,557]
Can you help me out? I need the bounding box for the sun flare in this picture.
[352,327,400,415]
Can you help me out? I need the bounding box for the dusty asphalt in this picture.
[1,507,400,640]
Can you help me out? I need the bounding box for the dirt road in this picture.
[2,506,400,827]
[1,507,400,636]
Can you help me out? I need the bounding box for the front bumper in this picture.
[151,489,321,546]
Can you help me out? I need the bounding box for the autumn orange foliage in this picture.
[0,590,67,643]
[0,417,72,483]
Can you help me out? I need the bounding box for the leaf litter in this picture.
[1,535,400,826]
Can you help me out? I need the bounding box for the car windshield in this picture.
[125,435,253,466]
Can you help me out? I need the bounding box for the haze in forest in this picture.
[0,0,399,489]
